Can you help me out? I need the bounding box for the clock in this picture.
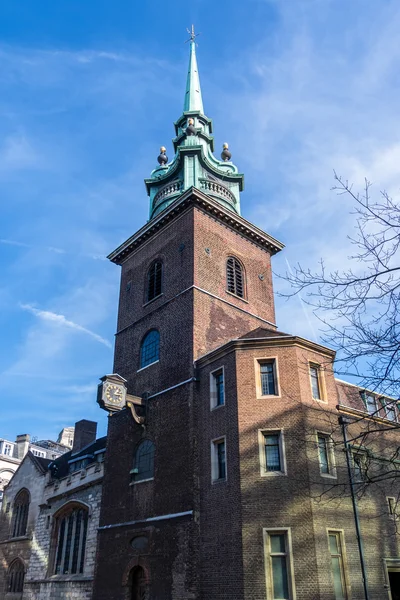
[97,374,127,413]
[105,384,124,404]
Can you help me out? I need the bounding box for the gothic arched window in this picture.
[54,504,88,575]
[131,566,148,600]
[226,256,245,298]
[8,558,25,593]
[12,489,30,538]
[140,330,160,369]
[147,260,163,302]
[132,440,155,482]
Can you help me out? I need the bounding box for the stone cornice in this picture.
[195,335,335,368]
[337,404,400,428]
[108,187,284,265]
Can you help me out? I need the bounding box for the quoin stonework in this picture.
[1,28,399,600]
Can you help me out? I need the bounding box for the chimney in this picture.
[16,434,30,460]
[71,420,97,454]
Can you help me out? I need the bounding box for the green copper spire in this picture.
[145,29,244,220]
[183,26,204,114]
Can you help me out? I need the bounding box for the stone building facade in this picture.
[0,420,105,600]
[93,34,400,600]
[0,429,73,506]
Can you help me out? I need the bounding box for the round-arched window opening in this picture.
[140,330,160,369]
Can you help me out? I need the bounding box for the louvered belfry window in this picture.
[226,256,244,298]
[147,261,162,302]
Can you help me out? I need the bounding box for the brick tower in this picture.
[93,29,391,600]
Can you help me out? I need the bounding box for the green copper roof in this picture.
[145,29,244,220]
[184,39,204,113]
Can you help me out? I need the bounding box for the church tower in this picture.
[94,30,286,600]
[94,31,346,600]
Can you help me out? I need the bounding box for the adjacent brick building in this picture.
[94,34,399,600]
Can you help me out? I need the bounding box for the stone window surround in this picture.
[326,528,351,600]
[210,365,225,410]
[308,361,328,404]
[254,357,281,400]
[211,436,227,483]
[258,429,287,477]
[315,431,337,479]
[47,500,91,579]
[263,527,296,600]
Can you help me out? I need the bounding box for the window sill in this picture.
[211,478,227,485]
[211,403,225,411]
[129,477,154,486]
[137,360,159,373]
[320,473,337,480]
[312,396,328,404]
[260,471,287,477]
[0,535,30,544]
[143,294,163,308]
[257,394,281,400]
[225,290,248,303]
[43,574,94,582]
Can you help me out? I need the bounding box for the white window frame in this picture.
[210,366,225,410]
[258,429,287,477]
[381,398,398,423]
[316,432,337,479]
[263,527,296,600]
[309,362,327,403]
[3,443,13,456]
[364,393,377,416]
[327,529,350,600]
[255,357,281,399]
[211,436,227,483]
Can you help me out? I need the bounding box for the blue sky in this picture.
[1,0,400,442]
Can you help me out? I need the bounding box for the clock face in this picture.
[105,384,124,404]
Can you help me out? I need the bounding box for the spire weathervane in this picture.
[186,24,200,44]
[183,24,203,113]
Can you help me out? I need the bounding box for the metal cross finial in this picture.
[186,24,200,44]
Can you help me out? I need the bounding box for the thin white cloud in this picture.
[0,134,42,171]
[20,303,112,349]
[0,238,107,260]
[0,238,30,248]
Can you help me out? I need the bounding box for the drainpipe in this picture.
[338,416,370,600]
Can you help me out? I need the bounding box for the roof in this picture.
[34,455,52,471]
[238,327,291,340]
[184,36,204,113]
[49,436,107,480]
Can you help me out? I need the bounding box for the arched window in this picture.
[147,261,163,302]
[140,330,160,369]
[8,559,25,593]
[132,440,155,482]
[226,256,245,298]
[12,489,30,538]
[130,566,148,600]
[54,505,88,575]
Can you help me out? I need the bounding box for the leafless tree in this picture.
[280,173,400,522]
[281,171,400,397]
